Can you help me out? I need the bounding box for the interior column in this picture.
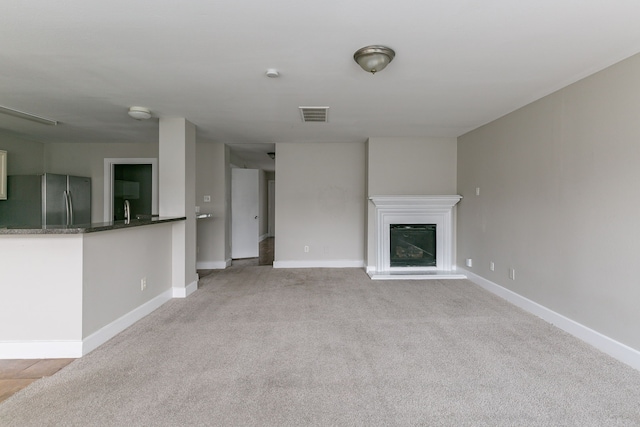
[159,117,197,296]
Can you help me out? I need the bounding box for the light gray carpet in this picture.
[2,266,640,426]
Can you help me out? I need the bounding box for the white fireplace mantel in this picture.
[368,195,465,280]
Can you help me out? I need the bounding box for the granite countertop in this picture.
[0,216,186,235]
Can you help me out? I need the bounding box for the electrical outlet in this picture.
[466,258,473,267]
[141,277,147,290]
[204,195,211,202]
[509,268,516,280]
[304,245,309,253]
[490,262,495,271]
[475,187,480,196]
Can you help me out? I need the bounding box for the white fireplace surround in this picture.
[368,195,465,280]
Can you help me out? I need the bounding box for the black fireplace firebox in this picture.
[390,224,436,267]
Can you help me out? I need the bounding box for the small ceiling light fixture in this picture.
[0,105,58,126]
[128,106,152,120]
[267,152,276,159]
[353,45,395,74]
[265,69,280,78]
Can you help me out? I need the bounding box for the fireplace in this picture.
[390,224,436,267]
[368,195,464,280]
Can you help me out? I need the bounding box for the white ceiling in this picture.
[3,1,640,169]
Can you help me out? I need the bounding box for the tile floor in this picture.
[0,359,75,403]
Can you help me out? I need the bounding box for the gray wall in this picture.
[366,137,458,268]
[83,224,173,337]
[457,52,640,352]
[0,133,45,174]
[45,142,158,222]
[367,137,457,195]
[196,142,230,268]
[0,136,157,223]
[275,141,366,265]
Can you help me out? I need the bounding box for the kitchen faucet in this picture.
[124,199,131,224]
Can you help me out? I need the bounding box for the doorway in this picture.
[231,168,259,259]
[112,164,152,221]
[103,158,158,222]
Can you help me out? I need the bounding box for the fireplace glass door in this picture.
[390,224,436,267]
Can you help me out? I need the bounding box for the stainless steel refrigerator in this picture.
[0,173,91,227]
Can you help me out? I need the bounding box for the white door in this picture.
[268,179,275,237]
[231,168,259,258]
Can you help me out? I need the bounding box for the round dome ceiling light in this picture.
[265,69,280,78]
[353,45,395,74]
[128,106,152,120]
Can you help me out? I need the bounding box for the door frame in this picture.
[231,168,260,259]
[268,179,275,237]
[103,158,158,222]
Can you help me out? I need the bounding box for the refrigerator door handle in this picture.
[64,190,72,226]
[68,191,74,225]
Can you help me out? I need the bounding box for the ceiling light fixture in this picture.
[265,69,280,78]
[128,106,152,120]
[0,105,58,126]
[353,45,395,74]
[267,152,276,159]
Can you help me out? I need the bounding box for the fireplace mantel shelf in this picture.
[368,195,464,280]
[369,195,463,208]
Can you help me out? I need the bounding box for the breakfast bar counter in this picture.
[0,216,188,359]
[0,216,186,235]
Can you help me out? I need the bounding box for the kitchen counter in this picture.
[0,216,186,235]
[0,215,192,358]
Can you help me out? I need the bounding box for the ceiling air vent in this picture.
[299,106,329,123]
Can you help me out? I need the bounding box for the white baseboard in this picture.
[460,268,640,372]
[196,259,231,270]
[173,280,198,298]
[82,288,174,356]
[274,260,365,269]
[0,340,83,359]
[0,289,174,359]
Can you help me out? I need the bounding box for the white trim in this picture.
[274,260,365,269]
[173,280,198,298]
[196,260,231,270]
[0,341,83,359]
[82,289,173,356]
[460,268,640,372]
[268,179,276,237]
[103,158,158,222]
[0,289,174,359]
[259,233,269,242]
